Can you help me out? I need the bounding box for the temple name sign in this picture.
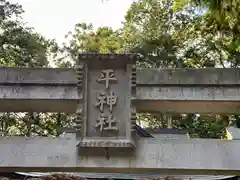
[76,53,137,148]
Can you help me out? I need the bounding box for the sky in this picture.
[9,0,134,44]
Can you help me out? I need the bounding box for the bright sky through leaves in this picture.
[9,0,134,44]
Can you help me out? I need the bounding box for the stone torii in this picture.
[0,53,240,175]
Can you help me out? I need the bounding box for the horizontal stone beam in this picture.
[1,86,240,113]
[0,67,240,113]
[0,67,76,85]
[1,67,240,85]
[1,134,240,175]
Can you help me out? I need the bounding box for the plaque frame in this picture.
[76,53,137,148]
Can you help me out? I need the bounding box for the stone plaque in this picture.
[76,53,137,148]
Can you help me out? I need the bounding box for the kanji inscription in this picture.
[97,69,117,89]
[95,91,117,112]
[77,53,137,148]
[96,113,118,132]
[95,69,118,132]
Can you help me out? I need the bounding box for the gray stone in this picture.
[0,67,240,113]
[2,58,240,176]
[1,67,240,85]
[0,134,240,175]
[76,54,136,148]
[226,126,240,140]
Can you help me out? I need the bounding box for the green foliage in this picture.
[61,23,123,64]
[0,112,75,137]
[173,0,190,12]
[0,0,73,137]
[122,0,203,68]
[60,0,240,139]
[173,0,240,66]
[0,0,58,67]
[2,0,240,138]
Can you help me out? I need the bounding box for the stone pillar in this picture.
[167,114,173,129]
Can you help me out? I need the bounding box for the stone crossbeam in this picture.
[0,67,240,113]
[0,134,240,175]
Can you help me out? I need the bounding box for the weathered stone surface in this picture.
[0,67,76,85]
[77,54,136,148]
[1,67,240,85]
[137,68,240,85]
[2,64,240,176]
[137,86,240,101]
[136,101,240,114]
[0,86,240,113]
[0,99,77,112]
[1,86,239,102]
[0,85,78,100]
[0,134,240,175]
[0,68,240,113]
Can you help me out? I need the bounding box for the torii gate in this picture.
[0,53,240,175]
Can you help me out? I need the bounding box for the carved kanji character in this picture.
[95,113,106,132]
[95,92,117,112]
[104,114,118,131]
[97,69,117,89]
[95,113,118,132]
